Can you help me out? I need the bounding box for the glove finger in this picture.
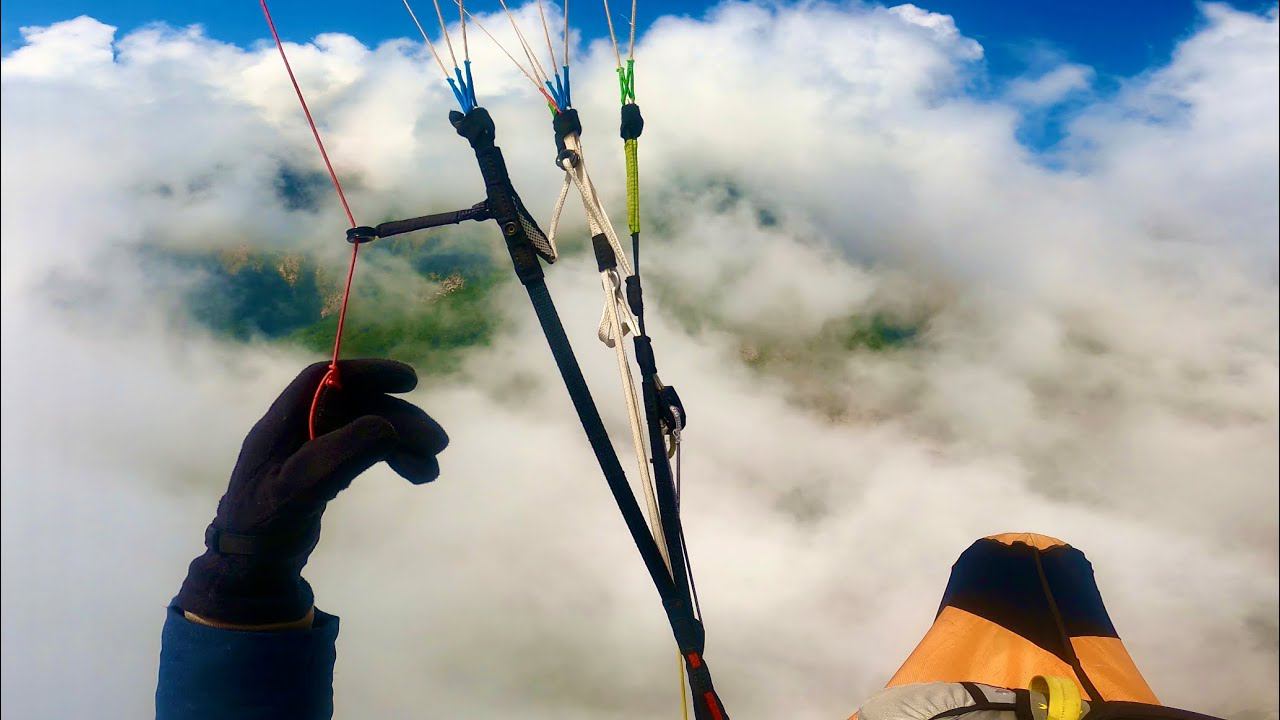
[277,415,399,511]
[389,454,440,486]
[308,359,421,438]
[252,359,416,434]
[350,394,449,485]
[329,358,418,395]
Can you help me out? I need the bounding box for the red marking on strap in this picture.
[703,692,723,720]
[260,0,363,439]
[686,652,702,669]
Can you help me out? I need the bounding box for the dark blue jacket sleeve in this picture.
[156,605,340,720]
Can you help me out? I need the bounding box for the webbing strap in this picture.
[527,281,726,720]
[617,96,695,624]
[455,105,727,719]
[524,280,674,589]
[526,280,717,694]
[634,336,692,605]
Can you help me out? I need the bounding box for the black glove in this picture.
[175,359,448,625]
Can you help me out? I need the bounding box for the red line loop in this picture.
[260,0,363,439]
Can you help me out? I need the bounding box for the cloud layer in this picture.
[2,2,1277,718]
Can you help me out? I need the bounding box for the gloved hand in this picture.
[175,359,448,626]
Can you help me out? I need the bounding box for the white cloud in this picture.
[1,15,118,79]
[1006,63,1094,106]
[2,2,1276,719]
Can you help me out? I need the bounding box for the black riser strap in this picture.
[474,147,518,227]
[523,281,679,609]
[455,106,726,716]
[629,332,693,608]
[641,370,692,603]
[468,144,543,285]
[685,653,729,720]
[525,278,717,696]
[522,233,729,720]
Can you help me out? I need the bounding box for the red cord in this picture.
[540,88,560,113]
[260,0,362,439]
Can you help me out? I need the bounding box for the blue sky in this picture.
[3,0,1275,81]
[1,0,1275,152]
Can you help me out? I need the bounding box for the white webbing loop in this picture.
[549,128,670,570]
[601,268,671,570]
[547,173,573,254]
[556,131,633,274]
[553,131,638,346]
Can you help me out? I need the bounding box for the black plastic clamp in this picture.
[346,226,378,244]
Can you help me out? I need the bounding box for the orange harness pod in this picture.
[854,534,1223,720]
[886,534,1157,702]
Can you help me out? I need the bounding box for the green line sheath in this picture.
[625,138,640,235]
